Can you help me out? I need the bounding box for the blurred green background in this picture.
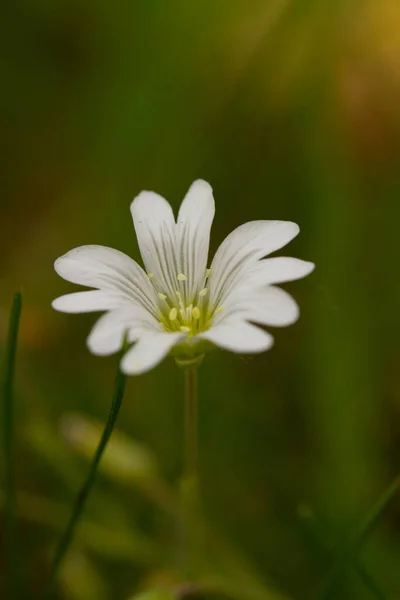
[2,1,400,598]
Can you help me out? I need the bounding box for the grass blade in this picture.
[354,476,400,552]
[2,291,24,599]
[355,562,388,600]
[316,476,400,599]
[44,358,127,598]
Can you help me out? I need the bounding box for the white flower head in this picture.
[52,180,314,375]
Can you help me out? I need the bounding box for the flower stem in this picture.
[2,291,24,599]
[185,367,197,482]
[44,360,126,599]
[180,366,199,579]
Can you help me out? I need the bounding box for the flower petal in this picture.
[120,332,184,375]
[131,190,178,299]
[177,180,215,300]
[220,286,299,327]
[209,221,299,309]
[198,320,274,354]
[244,257,315,287]
[54,245,157,315]
[52,291,129,313]
[87,306,161,356]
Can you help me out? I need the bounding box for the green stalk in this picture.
[44,359,127,598]
[184,367,197,483]
[180,366,199,579]
[2,291,24,599]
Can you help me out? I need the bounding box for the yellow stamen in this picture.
[177,273,187,281]
[206,268,211,277]
[192,307,201,319]
[180,326,191,333]
[158,293,167,301]
[169,307,178,321]
[176,290,184,310]
[147,273,154,280]
[199,288,208,297]
[215,306,224,314]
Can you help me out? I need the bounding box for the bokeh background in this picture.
[2,1,400,598]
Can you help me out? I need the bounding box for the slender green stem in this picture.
[44,361,126,598]
[184,367,197,482]
[2,291,24,599]
[180,366,199,578]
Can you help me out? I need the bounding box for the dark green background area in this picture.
[2,1,400,598]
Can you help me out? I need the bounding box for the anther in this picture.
[199,288,208,297]
[158,293,167,301]
[192,307,201,319]
[177,273,187,281]
[169,307,178,321]
[215,306,224,314]
[147,273,154,280]
[180,326,191,333]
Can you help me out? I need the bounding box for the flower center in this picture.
[149,270,222,338]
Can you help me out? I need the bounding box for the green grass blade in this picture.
[355,562,388,600]
[3,291,24,596]
[354,476,400,551]
[44,358,127,598]
[2,291,24,599]
[316,476,400,599]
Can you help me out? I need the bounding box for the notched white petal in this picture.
[178,180,213,218]
[177,179,215,298]
[209,220,300,308]
[244,257,315,287]
[198,320,274,354]
[55,245,142,287]
[131,190,177,297]
[120,332,184,375]
[52,290,129,314]
[87,306,161,356]
[87,312,127,356]
[222,286,300,327]
[251,288,300,327]
[54,244,158,314]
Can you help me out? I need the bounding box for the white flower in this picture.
[52,180,314,375]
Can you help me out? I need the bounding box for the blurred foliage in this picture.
[2,0,400,598]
